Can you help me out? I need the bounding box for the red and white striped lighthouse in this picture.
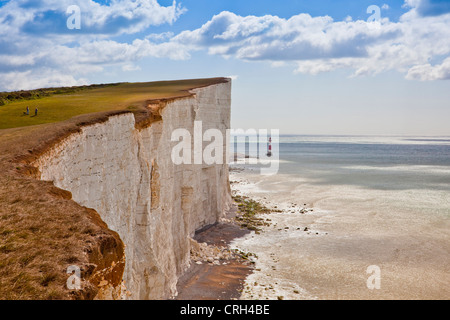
[267,136,272,157]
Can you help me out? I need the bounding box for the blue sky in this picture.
[0,0,450,135]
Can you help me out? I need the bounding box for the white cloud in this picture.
[403,0,450,17]
[295,58,359,75]
[146,31,175,42]
[0,70,88,91]
[173,11,397,62]
[1,0,450,91]
[406,57,450,80]
[170,7,450,80]
[0,0,187,90]
[0,38,191,89]
[4,0,185,36]
[122,64,142,72]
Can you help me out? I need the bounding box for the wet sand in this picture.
[174,213,254,300]
[175,258,253,300]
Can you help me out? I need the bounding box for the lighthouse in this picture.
[267,136,272,157]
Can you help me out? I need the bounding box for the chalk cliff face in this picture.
[33,81,232,299]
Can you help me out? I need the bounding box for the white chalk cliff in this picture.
[33,80,232,299]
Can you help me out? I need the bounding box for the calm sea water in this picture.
[233,135,450,192]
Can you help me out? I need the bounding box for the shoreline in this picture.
[228,169,320,300]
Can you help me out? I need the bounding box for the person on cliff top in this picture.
[34,107,38,116]
[26,106,29,115]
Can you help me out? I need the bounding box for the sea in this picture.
[229,135,450,300]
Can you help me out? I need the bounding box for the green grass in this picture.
[0,79,225,130]
[0,83,120,106]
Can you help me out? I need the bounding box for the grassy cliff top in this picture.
[0,77,229,130]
